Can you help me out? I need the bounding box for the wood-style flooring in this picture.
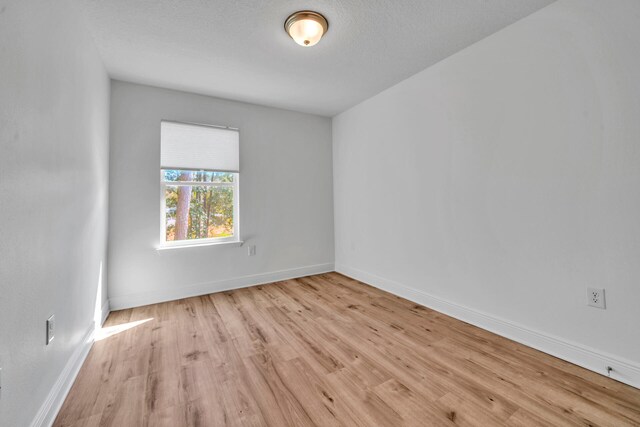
[54,273,640,426]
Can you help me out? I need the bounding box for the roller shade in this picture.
[161,121,239,172]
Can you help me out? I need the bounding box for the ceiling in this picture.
[73,0,554,117]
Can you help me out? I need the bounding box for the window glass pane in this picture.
[164,185,234,241]
[162,169,234,183]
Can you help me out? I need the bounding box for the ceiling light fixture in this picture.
[284,11,328,47]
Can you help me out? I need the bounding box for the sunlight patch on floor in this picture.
[95,318,153,341]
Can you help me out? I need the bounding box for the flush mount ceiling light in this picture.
[284,11,329,47]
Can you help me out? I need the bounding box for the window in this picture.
[160,121,240,247]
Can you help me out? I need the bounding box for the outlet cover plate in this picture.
[587,288,606,309]
[46,315,55,345]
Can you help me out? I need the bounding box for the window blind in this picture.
[161,121,239,172]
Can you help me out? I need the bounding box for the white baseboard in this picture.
[29,324,95,427]
[336,264,640,390]
[109,263,335,310]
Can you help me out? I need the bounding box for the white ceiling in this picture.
[73,0,554,116]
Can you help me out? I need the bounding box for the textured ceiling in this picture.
[73,0,554,116]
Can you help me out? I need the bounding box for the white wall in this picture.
[108,81,334,309]
[0,1,110,425]
[333,0,640,386]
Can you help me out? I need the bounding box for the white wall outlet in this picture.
[46,315,55,345]
[587,288,606,309]
[248,245,256,256]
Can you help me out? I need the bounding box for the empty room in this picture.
[2,0,640,425]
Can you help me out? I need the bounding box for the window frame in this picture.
[159,170,240,248]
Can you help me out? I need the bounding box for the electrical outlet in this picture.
[46,315,55,345]
[587,288,606,309]
[248,245,256,256]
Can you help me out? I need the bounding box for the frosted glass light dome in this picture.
[285,11,329,47]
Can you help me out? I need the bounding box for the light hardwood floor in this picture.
[55,273,640,426]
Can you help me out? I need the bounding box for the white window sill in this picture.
[156,240,244,251]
